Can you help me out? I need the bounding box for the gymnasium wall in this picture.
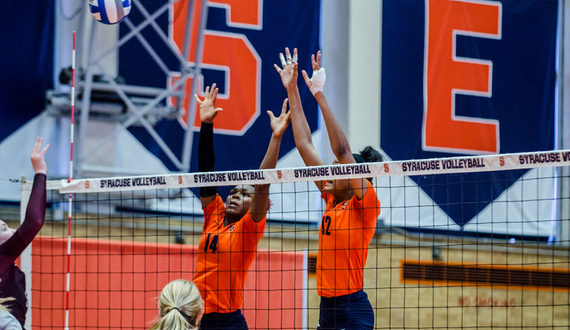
[31,218,570,329]
[30,236,305,330]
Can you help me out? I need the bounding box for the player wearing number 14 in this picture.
[192,84,291,330]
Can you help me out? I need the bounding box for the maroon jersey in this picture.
[0,174,46,328]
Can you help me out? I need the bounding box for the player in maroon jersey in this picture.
[0,137,49,329]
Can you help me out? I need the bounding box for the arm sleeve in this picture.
[0,174,46,273]
[17,173,47,246]
[198,122,217,197]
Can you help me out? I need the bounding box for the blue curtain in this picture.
[381,0,557,237]
[119,0,321,187]
[0,1,54,143]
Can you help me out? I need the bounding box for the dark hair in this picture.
[353,146,383,164]
[353,146,383,183]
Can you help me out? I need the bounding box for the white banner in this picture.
[59,150,570,194]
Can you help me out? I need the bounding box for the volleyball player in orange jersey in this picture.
[275,48,382,330]
[192,84,291,330]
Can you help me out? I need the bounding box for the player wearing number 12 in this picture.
[192,84,291,330]
[275,48,382,330]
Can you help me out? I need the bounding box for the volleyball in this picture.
[89,0,131,25]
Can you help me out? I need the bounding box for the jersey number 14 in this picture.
[204,233,219,253]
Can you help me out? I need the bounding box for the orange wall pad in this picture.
[31,236,305,330]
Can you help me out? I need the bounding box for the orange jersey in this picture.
[317,181,380,297]
[193,195,266,313]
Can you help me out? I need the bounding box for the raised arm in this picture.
[17,137,48,243]
[195,84,223,208]
[275,47,325,191]
[0,137,48,272]
[249,99,291,222]
[302,53,369,199]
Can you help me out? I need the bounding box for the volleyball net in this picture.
[21,149,570,329]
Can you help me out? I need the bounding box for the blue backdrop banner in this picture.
[119,0,320,198]
[381,0,557,239]
[0,1,54,144]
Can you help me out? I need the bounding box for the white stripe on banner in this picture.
[59,150,570,193]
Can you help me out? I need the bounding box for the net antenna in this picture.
[64,31,76,330]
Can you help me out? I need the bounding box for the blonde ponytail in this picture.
[149,280,203,330]
[0,297,14,312]
[0,280,15,312]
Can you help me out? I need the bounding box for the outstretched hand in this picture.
[274,47,298,90]
[31,137,49,175]
[266,98,291,137]
[194,83,223,124]
[302,50,326,95]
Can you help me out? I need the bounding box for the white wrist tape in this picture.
[310,68,326,95]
